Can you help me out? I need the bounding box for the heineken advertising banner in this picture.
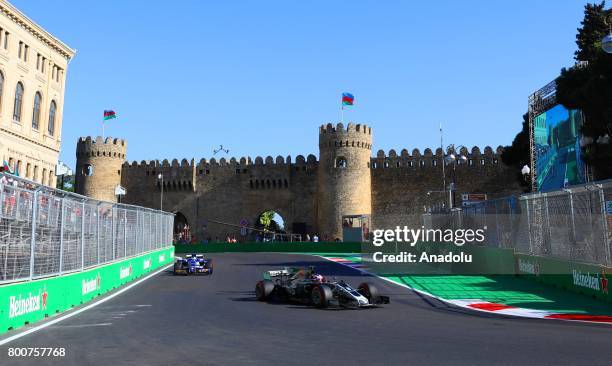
[515,253,610,303]
[0,246,174,334]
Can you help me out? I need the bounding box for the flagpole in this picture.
[341,104,344,124]
[102,118,105,140]
[440,122,446,193]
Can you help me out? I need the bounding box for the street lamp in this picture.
[157,173,164,211]
[521,165,530,182]
[443,144,468,209]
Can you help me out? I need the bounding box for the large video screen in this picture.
[534,104,586,192]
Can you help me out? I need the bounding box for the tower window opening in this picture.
[83,164,94,176]
[336,157,347,168]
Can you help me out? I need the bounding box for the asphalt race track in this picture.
[2,253,612,366]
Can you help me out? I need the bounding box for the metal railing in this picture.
[424,180,612,266]
[0,173,174,284]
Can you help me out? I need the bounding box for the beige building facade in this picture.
[0,0,75,187]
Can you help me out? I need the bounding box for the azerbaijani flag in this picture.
[103,110,117,121]
[2,160,13,174]
[342,92,354,106]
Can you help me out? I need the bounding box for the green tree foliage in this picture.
[556,2,612,179]
[501,113,531,191]
[258,210,284,233]
[259,210,274,230]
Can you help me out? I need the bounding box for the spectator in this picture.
[305,233,310,242]
[313,234,319,243]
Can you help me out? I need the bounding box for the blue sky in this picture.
[11,0,589,169]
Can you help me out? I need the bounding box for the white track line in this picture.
[0,264,172,346]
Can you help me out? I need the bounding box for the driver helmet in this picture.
[312,274,325,282]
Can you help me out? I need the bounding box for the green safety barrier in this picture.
[0,246,175,334]
[514,253,611,303]
[174,242,362,253]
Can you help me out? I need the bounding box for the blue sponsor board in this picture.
[606,201,612,216]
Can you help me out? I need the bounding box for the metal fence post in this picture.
[124,208,127,258]
[524,198,532,254]
[29,190,39,280]
[96,203,100,265]
[59,198,65,274]
[544,195,552,255]
[81,201,85,270]
[0,182,3,216]
[111,205,116,260]
[568,190,576,245]
[598,185,611,266]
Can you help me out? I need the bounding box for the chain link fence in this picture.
[424,180,612,267]
[0,173,174,284]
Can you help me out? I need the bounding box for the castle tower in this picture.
[317,123,372,240]
[75,136,127,202]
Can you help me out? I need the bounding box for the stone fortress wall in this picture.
[75,123,521,241]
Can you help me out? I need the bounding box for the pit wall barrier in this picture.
[0,246,174,334]
[174,242,362,253]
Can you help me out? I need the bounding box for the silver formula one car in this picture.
[255,266,389,308]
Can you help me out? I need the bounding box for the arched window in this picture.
[0,72,4,110]
[32,92,42,130]
[48,100,56,135]
[13,82,24,122]
[336,157,347,168]
[83,164,94,176]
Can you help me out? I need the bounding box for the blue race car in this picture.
[173,254,214,275]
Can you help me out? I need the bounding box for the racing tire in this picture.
[255,280,275,301]
[206,259,214,275]
[173,262,182,275]
[357,282,379,303]
[311,284,333,308]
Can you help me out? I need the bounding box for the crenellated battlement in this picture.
[319,122,373,150]
[371,145,504,168]
[76,136,127,159]
[319,122,372,135]
[122,154,319,171]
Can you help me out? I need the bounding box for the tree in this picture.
[556,2,612,180]
[501,113,531,191]
[259,210,275,231]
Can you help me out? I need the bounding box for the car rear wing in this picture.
[181,254,205,259]
[263,269,290,280]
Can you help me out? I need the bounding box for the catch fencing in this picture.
[424,180,612,266]
[0,173,174,284]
